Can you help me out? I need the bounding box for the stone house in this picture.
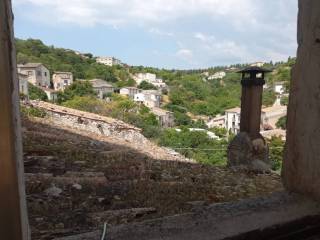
[17,63,50,88]
[134,90,162,108]
[18,73,29,98]
[96,56,121,66]
[206,115,226,129]
[120,87,141,99]
[52,72,73,91]
[134,73,167,89]
[89,79,115,99]
[151,107,175,128]
[225,107,241,134]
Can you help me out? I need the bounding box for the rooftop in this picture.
[225,107,241,114]
[89,79,114,88]
[18,63,43,68]
[54,72,73,75]
[237,66,272,73]
[142,90,161,95]
[262,105,287,113]
[151,107,172,116]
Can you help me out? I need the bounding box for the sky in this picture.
[12,0,298,69]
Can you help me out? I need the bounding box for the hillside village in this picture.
[17,47,288,140]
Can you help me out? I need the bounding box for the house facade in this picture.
[18,73,29,98]
[206,115,226,129]
[274,82,285,95]
[18,63,50,88]
[120,87,141,99]
[151,107,175,128]
[134,90,162,108]
[52,72,73,91]
[225,107,241,134]
[96,56,121,66]
[89,79,115,99]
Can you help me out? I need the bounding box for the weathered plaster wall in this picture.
[283,0,320,199]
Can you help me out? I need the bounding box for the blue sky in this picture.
[13,0,298,69]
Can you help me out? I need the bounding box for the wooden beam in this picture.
[0,0,29,239]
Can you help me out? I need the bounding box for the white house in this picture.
[52,72,73,91]
[274,82,285,95]
[134,90,162,108]
[96,56,121,67]
[134,73,157,85]
[89,79,115,99]
[120,87,141,99]
[134,72,167,88]
[18,63,50,88]
[250,62,265,67]
[208,71,226,80]
[225,107,241,134]
[151,107,175,128]
[18,73,29,98]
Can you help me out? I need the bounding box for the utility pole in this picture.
[0,0,30,239]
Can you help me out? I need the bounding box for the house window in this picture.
[44,72,47,77]
[37,71,41,76]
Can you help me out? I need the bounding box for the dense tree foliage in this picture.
[268,136,285,171]
[28,83,48,101]
[57,81,96,103]
[276,116,287,130]
[159,128,228,165]
[138,81,158,90]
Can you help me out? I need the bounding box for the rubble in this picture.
[22,117,283,239]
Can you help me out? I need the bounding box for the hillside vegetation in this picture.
[17,38,292,167]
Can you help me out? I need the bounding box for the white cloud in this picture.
[176,49,194,62]
[13,0,256,27]
[12,0,298,68]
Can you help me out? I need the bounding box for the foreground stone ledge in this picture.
[55,192,320,240]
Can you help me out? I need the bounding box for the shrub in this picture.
[28,83,48,101]
[21,106,46,118]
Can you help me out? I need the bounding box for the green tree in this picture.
[268,136,285,171]
[28,83,48,101]
[276,116,287,130]
[57,81,96,103]
[138,81,158,90]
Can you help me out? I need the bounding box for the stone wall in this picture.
[29,101,148,145]
[283,0,320,199]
